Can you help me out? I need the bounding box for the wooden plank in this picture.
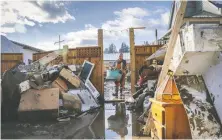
[157,1,187,87]
[60,68,81,88]
[130,28,136,94]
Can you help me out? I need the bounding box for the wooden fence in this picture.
[1,53,23,74]
[33,46,103,94]
[135,45,162,81]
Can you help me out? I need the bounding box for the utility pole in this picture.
[54,35,65,50]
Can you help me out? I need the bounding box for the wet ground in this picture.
[1,81,147,139]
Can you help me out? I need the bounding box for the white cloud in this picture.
[101,7,170,45]
[161,11,170,25]
[114,7,149,18]
[64,24,98,47]
[102,7,149,31]
[35,41,58,51]
[1,27,15,33]
[1,1,74,34]
[14,24,27,33]
[34,7,170,51]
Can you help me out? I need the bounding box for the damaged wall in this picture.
[169,24,222,75]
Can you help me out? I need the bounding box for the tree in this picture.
[108,43,117,53]
[144,41,149,45]
[119,42,129,53]
[104,48,109,54]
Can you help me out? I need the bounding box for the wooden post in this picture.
[129,28,136,94]
[63,45,68,64]
[98,29,104,95]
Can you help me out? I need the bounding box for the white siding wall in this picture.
[22,49,38,65]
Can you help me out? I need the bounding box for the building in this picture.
[1,35,43,64]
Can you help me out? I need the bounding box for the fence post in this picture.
[98,29,104,95]
[129,28,136,94]
[63,45,68,64]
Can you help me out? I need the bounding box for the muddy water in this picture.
[1,104,144,139]
[1,81,146,139]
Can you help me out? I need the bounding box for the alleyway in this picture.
[1,81,148,139]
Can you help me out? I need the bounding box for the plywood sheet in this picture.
[174,75,222,139]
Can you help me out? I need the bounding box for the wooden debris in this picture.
[59,68,80,88]
[68,65,77,72]
[19,80,31,93]
[18,88,59,121]
[61,92,82,111]
[52,77,68,92]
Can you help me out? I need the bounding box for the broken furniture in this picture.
[18,88,59,121]
[60,68,80,88]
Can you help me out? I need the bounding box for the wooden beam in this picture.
[157,1,187,87]
[129,28,136,94]
[98,29,104,95]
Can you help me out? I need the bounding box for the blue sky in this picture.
[1,1,172,51]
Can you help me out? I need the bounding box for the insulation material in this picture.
[175,75,222,139]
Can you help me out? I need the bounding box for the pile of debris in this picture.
[125,59,163,136]
[1,51,102,122]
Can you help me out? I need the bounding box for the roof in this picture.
[1,35,43,53]
[168,1,222,29]
[11,41,43,52]
[104,53,130,61]
[1,35,22,53]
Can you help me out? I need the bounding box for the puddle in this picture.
[104,103,143,139]
[1,81,147,139]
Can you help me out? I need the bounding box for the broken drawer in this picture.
[52,77,68,92]
[18,88,59,121]
[151,103,165,125]
[60,68,80,88]
[152,120,166,139]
